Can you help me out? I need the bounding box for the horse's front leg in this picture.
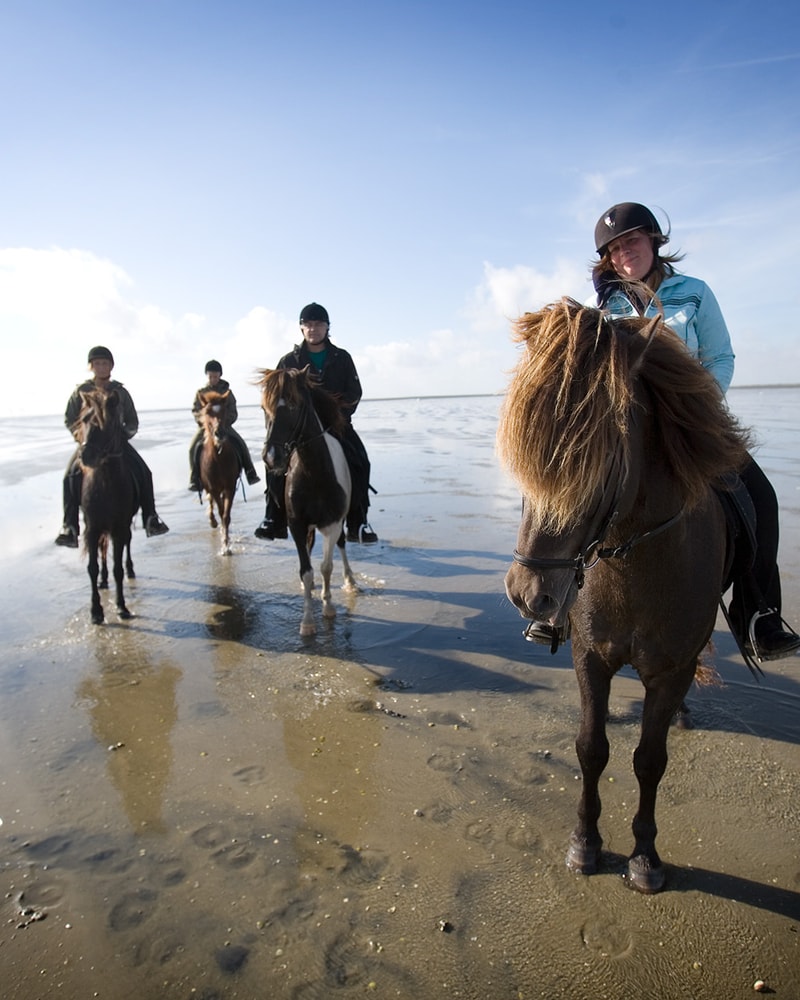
[219,495,233,555]
[291,525,316,636]
[567,650,613,876]
[99,535,109,590]
[112,533,132,619]
[628,667,695,893]
[125,538,135,579]
[87,534,104,625]
[207,493,219,530]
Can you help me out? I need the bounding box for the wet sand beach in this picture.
[1,393,799,999]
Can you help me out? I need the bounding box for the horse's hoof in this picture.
[322,605,337,620]
[566,838,601,875]
[118,608,133,620]
[91,612,104,625]
[626,855,665,893]
[99,581,109,591]
[300,623,316,637]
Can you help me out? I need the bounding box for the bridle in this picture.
[266,393,328,466]
[512,440,684,592]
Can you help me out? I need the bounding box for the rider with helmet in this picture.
[523,204,798,661]
[254,302,378,544]
[188,359,261,492]
[584,202,797,661]
[55,346,170,547]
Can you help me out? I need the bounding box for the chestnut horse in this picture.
[258,367,357,635]
[75,389,138,624]
[197,389,241,555]
[497,299,752,892]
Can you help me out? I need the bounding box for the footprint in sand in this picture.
[108,887,158,931]
[580,915,634,959]
[233,764,267,786]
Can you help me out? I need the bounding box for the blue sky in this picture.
[2,0,799,417]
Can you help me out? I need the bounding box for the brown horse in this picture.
[497,299,753,893]
[197,389,241,555]
[75,389,138,624]
[258,367,357,635]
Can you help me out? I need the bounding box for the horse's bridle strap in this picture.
[512,508,684,584]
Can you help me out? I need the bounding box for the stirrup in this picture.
[744,608,800,663]
[522,619,570,655]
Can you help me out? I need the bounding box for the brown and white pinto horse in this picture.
[497,299,752,892]
[258,367,357,635]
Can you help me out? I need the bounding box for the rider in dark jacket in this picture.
[55,345,169,547]
[254,302,378,543]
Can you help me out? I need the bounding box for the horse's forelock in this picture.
[498,300,634,530]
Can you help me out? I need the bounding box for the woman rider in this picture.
[528,202,799,662]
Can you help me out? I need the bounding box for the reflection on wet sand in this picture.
[77,636,181,834]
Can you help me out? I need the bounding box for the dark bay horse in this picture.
[497,299,753,893]
[197,389,241,555]
[75,389,138,624]
[258,367,357,635]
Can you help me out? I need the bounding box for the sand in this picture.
[1,395,798,999]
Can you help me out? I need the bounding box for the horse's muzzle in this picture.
[504,561,574,628]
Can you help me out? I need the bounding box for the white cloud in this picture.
[0,247,214,416]
[465,259,588,335]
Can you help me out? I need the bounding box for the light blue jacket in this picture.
[591,273,735,393]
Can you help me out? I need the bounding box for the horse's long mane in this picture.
[256,367,348,437]
[73,389,127,454]
[496,298,752,532]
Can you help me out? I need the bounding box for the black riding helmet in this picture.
[88,345,114,364]
[205,359,223,374]
[594,202,668,255]
[299,302,330,325]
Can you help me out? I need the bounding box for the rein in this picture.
[513,509,683,589]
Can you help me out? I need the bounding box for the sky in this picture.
[2,0,799,418]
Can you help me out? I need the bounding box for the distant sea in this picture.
[0,388,798,560]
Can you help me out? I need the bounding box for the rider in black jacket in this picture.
[254,302,378,543]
